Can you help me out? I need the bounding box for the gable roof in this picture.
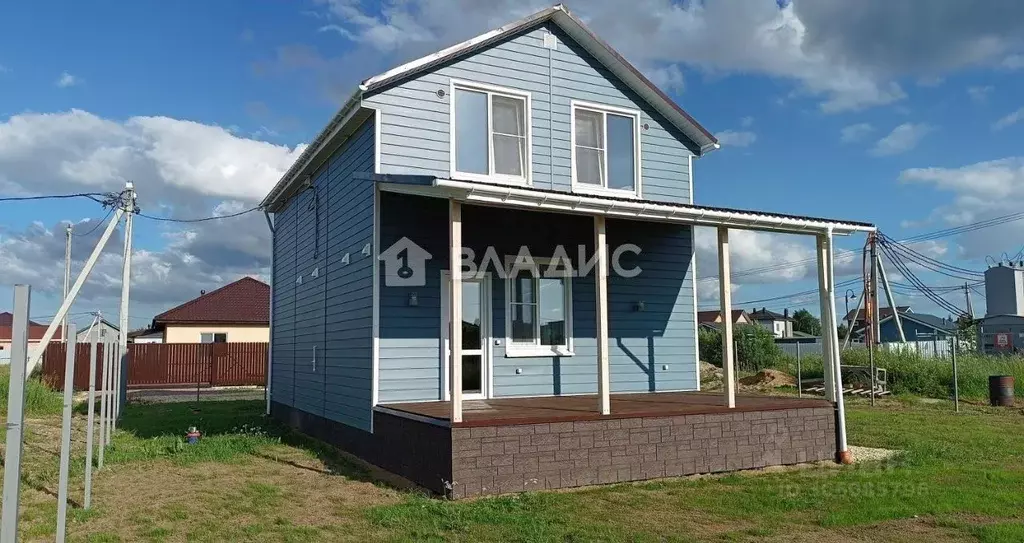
[261,4,718,210]
[844,306,911,322]
[750,308,791,321]
[153,277,270,325]
[854,311,955,335]
[0,312,62,341]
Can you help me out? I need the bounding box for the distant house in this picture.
[76,318,119,342]
[844,306,911,331]
[749,307,793,338]
[853,309,955,343]
[0,312,62,361]
[696,309,750,326]
[142,277,270,344]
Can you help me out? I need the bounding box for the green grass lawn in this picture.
[3,396,1024,542]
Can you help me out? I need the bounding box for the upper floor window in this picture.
[571,101,641,196]
[451,80,531,184]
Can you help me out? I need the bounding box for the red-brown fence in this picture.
[41,342,267,390]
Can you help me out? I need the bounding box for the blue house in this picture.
[260,5,874,498]
[855,310,955,343]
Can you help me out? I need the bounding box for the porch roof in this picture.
[368,174,876,236]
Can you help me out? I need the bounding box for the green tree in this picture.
[791,309,821,336]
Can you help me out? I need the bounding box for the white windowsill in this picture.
[452,171,530,187]
[572,183,641,199]
[504,345,575,358]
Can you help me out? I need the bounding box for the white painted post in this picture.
[62,224,72,343]
[449,200,463,424]
[717,227,736,408]
[56,324,78,542]
[116,185,135,423]
[595,216,611,415]
[1,285,32,542]
[825,229,852,463]
[84,318,99,508]
[816,236,836,402]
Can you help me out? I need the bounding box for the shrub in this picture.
[698,324,783,372]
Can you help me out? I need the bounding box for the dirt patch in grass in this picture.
[71,445,404,541]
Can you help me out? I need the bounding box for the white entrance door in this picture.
[441,272,490,400]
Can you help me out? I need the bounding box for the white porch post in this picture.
[717,227,736,408]
[816,236,836,402]
[449,199,463,424]
[825,228,852,463]
[595,216,611,415]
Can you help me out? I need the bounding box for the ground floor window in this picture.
[200,333,227,344]
[505,258,573,357]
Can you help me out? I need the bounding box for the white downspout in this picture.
[264,209,275,416]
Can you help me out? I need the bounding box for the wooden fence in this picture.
[41,342,267,390]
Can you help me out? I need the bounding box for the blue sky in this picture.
[2,0,1024,331]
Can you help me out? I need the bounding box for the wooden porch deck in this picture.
[378,391,831,428]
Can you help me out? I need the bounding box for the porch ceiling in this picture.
[369,174,875,236]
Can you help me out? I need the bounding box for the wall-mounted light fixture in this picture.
[634,300,645,312]
[408,292,419,307]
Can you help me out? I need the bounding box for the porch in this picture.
[372,391,836,498]
[378,390,831,427]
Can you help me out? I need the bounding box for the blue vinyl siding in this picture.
[362,22,694,204]
[271,117,375,431]
[377,192,697,402]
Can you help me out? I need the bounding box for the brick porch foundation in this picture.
[449,406,835,499]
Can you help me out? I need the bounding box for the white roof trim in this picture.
[379,178,875,236]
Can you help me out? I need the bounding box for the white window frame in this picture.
[201,332,228,344]
[503,256,574,358]
[570,100,643,198]
[449,79,532,186]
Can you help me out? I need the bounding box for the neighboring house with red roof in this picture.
[136,277,270,344]
[0,312,63,357]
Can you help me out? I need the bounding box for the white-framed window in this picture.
[504,257,573,357]
[570,100,642,197]
[450,79,532,185]
[201,332,227,344]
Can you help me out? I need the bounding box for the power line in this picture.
[0,192,106,203]
[136,205,262,223]
[71,208,116,238]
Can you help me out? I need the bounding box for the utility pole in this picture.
[62,224,72,342]
[116,182,136,423]
[876,256,905,342]
[868,233,879,406]
[965,282,974,319]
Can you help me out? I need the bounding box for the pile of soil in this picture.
[738,369,796,388]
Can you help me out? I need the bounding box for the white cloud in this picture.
[311,0,996,113]
[1002,54,1024,70]
[56,71,80,88]
[714,130,757,147]
[0,109,306,202]
[0,109,304,313]
[992,107,1024,130]
[869,123,933,156]
[899,157,1024,258]
[967,85,994,103]
[840,122,873,143]
[646,64,685,93]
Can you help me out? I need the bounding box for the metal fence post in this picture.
[2,285,32,542]
[951,335,960,413]
[796,341,803,397]
[84,324,99,508]
[56,323,78,542]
